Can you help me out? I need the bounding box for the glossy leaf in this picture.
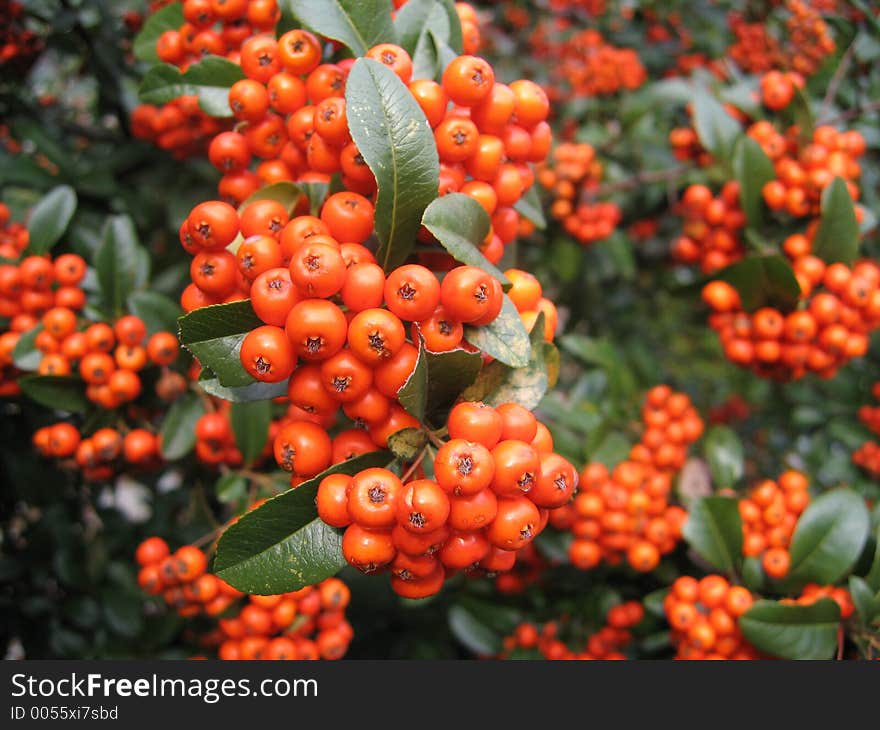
[513,185,547,230]
[230,399,272,466]
[421,193,510,287]
[785,488,870,586]
[26,185,77,255]
[448,604,500,655]
[739,598,840,660]
[133,2,184,63]
[11,325,44,372]
[139,56,245,117]
[346,58,440,271]
[159,392,205,460]
[732,136,774,229]
[18,375,89,414]
[812,177,860,266]
[716,255,801,312]
[198,371,289,403]
[95,215,148,318]
[240,181,304,214]
[127,291,182,336]
[682,496,743,574]
[282,0,395,57]
[692,92,741,165]
[213,450,392,594]
[702,425,744,488]
[178,300,263,388]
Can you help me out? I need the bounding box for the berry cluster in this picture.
[538,143,620,245]
[216,578,352,660]
[561,386,703,572]
[669,126,711,167]
[853,382,880,477]
[664,575,760,660]
[785,583,854,619]
[505,268,558,341]
[33,425,163,482]
[702,247,880,380]
[738,470,810,579]
[136,537,243,617]
[155,0,280,69]
[0,1,43,70]
[315,400,577,598]
[500,601,644,660]
[131,97,225,160]
[760,70,805,111]
[755,123,865,219]
[671,182,746,274]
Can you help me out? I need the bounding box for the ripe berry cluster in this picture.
[0,1,43,69]
[702,241,880,380]
[785,583,854,618]
[314,400,577,598]
[500,601,644,660]
[538,143,621,246]
[559,386,703,572]
[727,1,835,77]
[33,425,162,482]
[853,382,880,477]
[671,182,746,274]
[136,537,243,618]
[216,578,352,660]
[131,96,225,160]
[738,470,810,579]
[755,123,865,219]
[664,575,760,659]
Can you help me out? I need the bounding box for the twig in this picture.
[400,448,428,483]
[818,41,856,124]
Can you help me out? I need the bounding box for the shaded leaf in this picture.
[127,291,182,335]
[133,2,184,63]
[139,56,245,117]
[513,185,547,230]
[95,215,147,318]
[159,392,205,460]
[739,598,840,659]
[19,375,89,413]
[26,185,77,255]
[230,399,272,466]
[692,92,741,165]
[387,427,428,461]
[682,496,743,574]
[716,255,801,312]
[812,177,860,265]
[702,425,744,488]
[732,136,774,230]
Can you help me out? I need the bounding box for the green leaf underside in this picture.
[345,57,440,271]
[178,300,263,388]
[19,375,90,414]
[139,56,245,117]
[703,425,744,488]
[464,295,531,368]
[11,325,44,371]
[198,370,289,403]
[213,450,392,594]
[398,337,482,424]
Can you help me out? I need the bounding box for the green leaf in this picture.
[848,576,879,625]
[11,325,44,372]
[178,301,263,388]
[159,392,205,460]
[282,0,395,57]
[395,0,442,55]
[394,0,461,78]
[230,399,272,466]
[387,427,428,461]
[702,425,744,488]
[742,556,765,593]
[26,185,77,255]
[790,86,815,145]
[421,193,510,287]
[299,180,330,216]
[732,136,774,229]
[513,185,547,230]
[464,295,530,368]
[692,92,741,165]
[215,473,248,505]
[95,215,147,318]
[398,338,482,424]
[448,604,500,655]
[716,255,801,312]
[461,312,549,410]
[812,177,860,266]
[739,598,840,660]
[127,291,182,336]
[139,57,245,117]
[240,181,304,214]
[18,375,89,413]
[198,370,289,403]
[213,450,392,594]
[785,489,871,586]
[345,57,440,271]
[683,496,743,574]
[589,432,632,469]
[133,1,184,63]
